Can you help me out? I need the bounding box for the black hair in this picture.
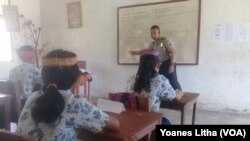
[17,45,35,62]
[150,25,160,31]
[17,45,34,51]
[133,54,159,93]
[31,49,81,124]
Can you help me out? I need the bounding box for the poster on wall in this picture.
[67,1,83,28]
[212,23,249,43]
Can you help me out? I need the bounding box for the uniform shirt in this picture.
[17,90,109,141]
[9,63,42,99]
[126,74,176,112]
[149,37,174,62]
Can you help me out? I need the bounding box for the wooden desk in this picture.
[160,92,200,125]
[0,93,11,131]
[78,110,162,141]
[0,130,35,141]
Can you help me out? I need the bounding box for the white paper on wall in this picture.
[212,23,249,43]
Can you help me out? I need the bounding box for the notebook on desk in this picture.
[97,98,125,114]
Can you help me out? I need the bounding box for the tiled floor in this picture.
[10,107,250,133]
[160,107,250,125]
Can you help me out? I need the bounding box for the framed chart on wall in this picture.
[67,1,82,28]
[117,0,201,65]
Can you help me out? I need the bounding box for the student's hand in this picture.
[85,73,92,81]
[105,116,120,131]
[73,74,92,96]
[78,74,92,86]
[168,64,174,73]
[175,89,183,101]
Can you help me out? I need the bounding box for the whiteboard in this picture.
[117,0,201,65]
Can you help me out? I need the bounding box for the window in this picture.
[0,17,12,61]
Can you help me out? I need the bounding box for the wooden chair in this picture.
[0,130,34,141]
[77,60,91,101]
[108,92,150,112]
[0,79,41,123]
[137,95,150,112]
[0,80,19,123]
[13,80,23,118]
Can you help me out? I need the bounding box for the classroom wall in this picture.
[0,0,40,79]
[40,0,249,113]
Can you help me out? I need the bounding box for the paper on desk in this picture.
[97,99,125,114]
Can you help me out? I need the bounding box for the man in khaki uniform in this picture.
[131,25,181,90]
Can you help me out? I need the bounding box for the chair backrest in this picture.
[0,80,19,123]
[0,130,34,141]
[0,80,15,95]
[109,92,150,111]
[13,80,23,117]
[137,95,150,112]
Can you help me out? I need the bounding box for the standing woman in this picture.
[17,49,119,141]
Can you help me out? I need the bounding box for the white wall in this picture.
[179,0,250,113]
[38,0,250,113]
[0,0,40,79]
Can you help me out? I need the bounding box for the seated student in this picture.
[9,45,42,108]
[127,49,183,124]
[16,49,120,141]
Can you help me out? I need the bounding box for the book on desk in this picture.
[97,98,125,114]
